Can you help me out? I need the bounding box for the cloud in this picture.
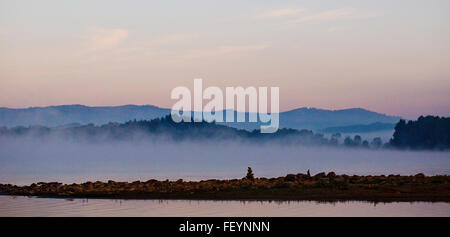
[255,7,381,24]
[149,33,197,45]
[255,8,306,19]
[184,43,269,59]
[286,8,380,24]
[95,33,197,56]
[290,8,355,23]
[87,27,129,51]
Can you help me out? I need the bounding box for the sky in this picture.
[0,0,449,119]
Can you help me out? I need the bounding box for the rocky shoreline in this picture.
[1,171,449,202]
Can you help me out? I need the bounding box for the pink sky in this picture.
[1,1,449,119]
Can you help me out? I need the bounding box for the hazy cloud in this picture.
[255,8,306,19]
[286,8,381,24]
[149,33,197,45]
[255,7,380,24]
[184,43,269,59]
[87,27,129,51]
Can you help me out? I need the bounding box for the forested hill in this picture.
[3,115,448,150]
[0,115,366,147]
[0,105,401,132]
[390,116,450,150]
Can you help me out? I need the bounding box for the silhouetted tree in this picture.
[362,140,369,148]
[246,167,254,180]
[354,135,362,146]
[330,133,341,145]
[371,137,383,149]
[344,136,354,147]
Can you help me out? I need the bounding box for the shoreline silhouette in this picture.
[1,169,448,202]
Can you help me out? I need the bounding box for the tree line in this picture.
[1,114,448,150]
[389,116,450,150]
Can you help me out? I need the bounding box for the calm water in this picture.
[1,139,449,185]
[0,196,449,217]
[1,139,449,216]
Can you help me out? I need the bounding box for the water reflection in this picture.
[0,195,448,217]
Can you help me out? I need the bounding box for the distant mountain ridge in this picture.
[319,122,396,134]
[0,104,401,131]
[0,104,168,128]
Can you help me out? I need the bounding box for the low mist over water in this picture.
[1,137,449,185]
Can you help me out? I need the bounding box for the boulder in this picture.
[314,172,326,179]
[415,173,425,178]
[284,174,296,182]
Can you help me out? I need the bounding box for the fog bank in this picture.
[0,137,449,185]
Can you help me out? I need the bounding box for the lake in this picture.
[1,139,449,217]
[1,139,449,185]
[0,195,449,217]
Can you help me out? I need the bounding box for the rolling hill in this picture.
[0,105,401,132]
